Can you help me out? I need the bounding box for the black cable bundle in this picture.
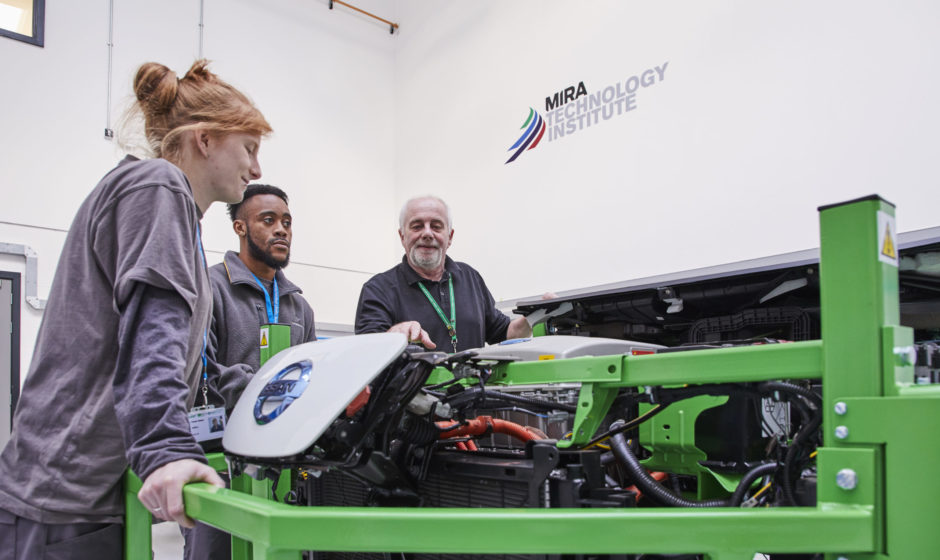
[608,420,729,508]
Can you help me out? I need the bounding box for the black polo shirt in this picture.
[355,256,511,352]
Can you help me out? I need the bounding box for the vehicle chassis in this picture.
[125,195,940,559]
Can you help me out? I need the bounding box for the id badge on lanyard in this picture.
[189,405,227,442]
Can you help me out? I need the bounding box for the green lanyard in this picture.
[417,276,457,352]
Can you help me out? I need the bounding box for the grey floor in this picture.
[152,521,184,559]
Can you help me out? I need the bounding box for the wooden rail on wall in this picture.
[329,0,399,34]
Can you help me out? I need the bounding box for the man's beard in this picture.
[247,229,290,270]
[410,244,443,270]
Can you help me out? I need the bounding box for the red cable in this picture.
[436,416,540,444]
[626,471,668,502]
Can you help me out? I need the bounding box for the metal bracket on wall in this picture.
[329,0,399,34]
[0,243,47,310]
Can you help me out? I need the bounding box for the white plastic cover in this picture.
[470,335,664,362]
[223,332,407,458]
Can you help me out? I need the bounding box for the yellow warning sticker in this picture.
[260,326,269,349]
[538,355,556,360]
[882,226,896,259]
[877,211,899,267]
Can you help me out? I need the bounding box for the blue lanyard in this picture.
[251,273,279,324]
[195,224,210,406]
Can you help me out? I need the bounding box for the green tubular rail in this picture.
[180,484,872,559]
[124,195,940,559]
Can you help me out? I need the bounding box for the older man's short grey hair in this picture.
[399,195,453,231]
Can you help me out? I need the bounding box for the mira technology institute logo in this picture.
[505,61,669,164]
[506,108,546,164]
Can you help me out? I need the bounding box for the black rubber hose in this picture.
[608,423,729,507]
[759,381,821,407]
[782,411,822,506]
[729,462,779,507]
[669,474,683,495]
[424,378,461,391]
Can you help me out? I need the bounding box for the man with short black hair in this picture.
[204,184,316,411]
[184,183,316,560]
[355,195,532,352]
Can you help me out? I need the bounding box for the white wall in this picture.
[3,1,940,381]
[393,1,940,304]
[0,0,399,372]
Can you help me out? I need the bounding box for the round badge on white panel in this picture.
[253,359,313,425]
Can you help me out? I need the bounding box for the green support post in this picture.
[124,471,150,560]
[819,196,903,425]
[231,323,296,560]
[817,195,923,559]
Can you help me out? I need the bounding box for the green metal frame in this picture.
[125,196,940,558]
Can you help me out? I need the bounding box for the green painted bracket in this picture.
[638,396,725,474]
[638,396,741,496]
[823,396,940,558]
[817,447,879,547]
[424,365,454,385]
[881,324,914,396]
[557,382,618,448]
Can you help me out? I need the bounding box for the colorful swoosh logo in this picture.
[506,107,546,164]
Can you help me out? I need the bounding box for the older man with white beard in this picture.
[354,195,532,352]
